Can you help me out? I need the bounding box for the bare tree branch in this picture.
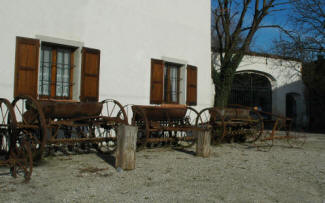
[211,0,283,107]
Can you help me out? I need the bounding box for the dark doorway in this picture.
[229,72,272,112]
[286,93,299,127]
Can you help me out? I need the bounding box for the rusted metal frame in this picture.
[48,137,114,144]
[0,98,32,181]
[46,120,118,147]
[16,123,40,129]
[198,106,264,144]
[261,116,306,148]
[8,139,33,181]
[148,125,199,132]
[5,96,128,165]
[47,115,123,126]
[146,136,195,143]
[260,119,278,144]
[46,123,86,144]
[47,125,60,141]
[131,105,198,148]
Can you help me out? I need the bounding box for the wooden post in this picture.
[116,125,138,170]
[196,130,211,158]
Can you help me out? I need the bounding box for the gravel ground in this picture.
[0,133,324,202]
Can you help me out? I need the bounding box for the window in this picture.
[163,62,180,103]
[38,43,75,99]
[150,59,197,106]
[14,37,101,102]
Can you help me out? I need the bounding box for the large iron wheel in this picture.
[245,109,264,143]
[12,95,47,162]
[252,119,277,152]
[0,99,16,157]
[286,130,306,148]
[285,121,306,148]
[100,99,128,125]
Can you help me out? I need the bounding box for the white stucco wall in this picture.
[0,0,212,111]
[213,53,307,126]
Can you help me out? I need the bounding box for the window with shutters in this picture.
[38,43,75,99]
[150,58,197,106]
[15,36,101,102]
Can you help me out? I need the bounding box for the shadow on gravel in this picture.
[172,148,196,156]
[96,152,115,168]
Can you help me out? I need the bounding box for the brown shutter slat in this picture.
[80,47,100,102]
[150,59,164,104]
[14,37,40,98]
[186,65,197,106]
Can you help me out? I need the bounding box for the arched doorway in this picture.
[229,71,273,112]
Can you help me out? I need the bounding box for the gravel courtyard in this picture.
[1,133,324,202]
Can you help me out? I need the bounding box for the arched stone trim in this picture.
[235,69,277,90]
[230,70,273,113]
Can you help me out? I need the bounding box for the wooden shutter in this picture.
[14,37,40,98]
[80,47,100,102]
[150,59,164,104]
[186,65,197,106]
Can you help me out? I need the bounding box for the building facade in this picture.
[213,52,307,127]
[0,0,213,111]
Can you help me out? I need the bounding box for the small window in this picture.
[38,43,75,99]
[163,63,180,103]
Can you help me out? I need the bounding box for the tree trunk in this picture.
[214,82,230,107]
[213,65,237,107]
[213,55,243,108]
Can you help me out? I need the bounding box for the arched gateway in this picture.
[229,71,273,113]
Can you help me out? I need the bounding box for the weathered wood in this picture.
[196,130,211,158]
[116,125,138,170]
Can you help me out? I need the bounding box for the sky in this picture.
[252,3,293,53]
[211,1,295,53]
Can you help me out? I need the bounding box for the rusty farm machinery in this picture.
[130,104,201,149]
[197,105,306,151]
[1,95,129,181]
[1,95,307,182]
[11,95,128,161]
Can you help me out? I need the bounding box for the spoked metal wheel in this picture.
[176,107,199,148]
[12,95,47,162]
[100,99,128,125]
[0,99,16,157]
[197,107,226,145]
[245,109,264,143]
[94,99,128,153]
[286,125,307,148]
[252,119,277,152]
[253,131,274,152]
[10,138,33,182]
